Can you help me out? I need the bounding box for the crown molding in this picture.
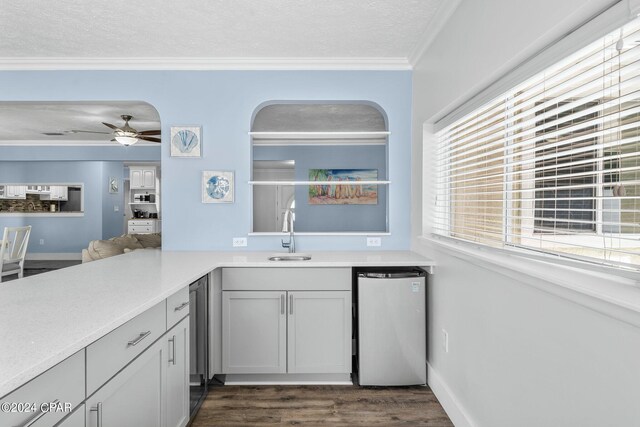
[0,140,160,146]
[0,57,412,71]
[408,0,463,66]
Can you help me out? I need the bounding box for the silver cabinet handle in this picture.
[168,335,176,365]
[90,402,103,427]
[289,294,293,315]
[280,294,285,315]
[21,399,59,427]
[127,331,151,347]
[174,302,189,312]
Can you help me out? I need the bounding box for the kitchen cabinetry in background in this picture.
[40,185,68,201]
[128,165,160,222]
[130,166,156,190]
[128,219,161,234]
[5,185,26,199]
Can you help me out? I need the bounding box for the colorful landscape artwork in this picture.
[308,169,378,205]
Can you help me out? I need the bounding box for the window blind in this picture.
[434,17,640,270]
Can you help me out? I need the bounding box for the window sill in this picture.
[416,235,640,328]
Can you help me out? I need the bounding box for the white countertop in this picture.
[0,250,434,397]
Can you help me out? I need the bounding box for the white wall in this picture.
[411,0,640,426]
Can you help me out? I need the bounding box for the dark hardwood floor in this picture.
[191,385,453,426]
[2,260,81,282]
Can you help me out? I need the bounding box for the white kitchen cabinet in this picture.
[0,350,85,427]
[6,185,26,199]
[222,291,287,374]
[166,317,190,427]
[128,219,159,234]
[55,403,85,427]
[130,166,156,189]
[41,186,68,201]
[287,291,351,374]
[85,334,165,427]
[221,287,352,376]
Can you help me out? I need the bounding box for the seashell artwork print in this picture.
[202,170,234,203]
[170,126,202,157]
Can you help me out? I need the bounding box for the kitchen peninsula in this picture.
[0,250,434,425]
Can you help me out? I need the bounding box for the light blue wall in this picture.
[101,162,126,240]
[0,71,412,251]
[254,145,387,232]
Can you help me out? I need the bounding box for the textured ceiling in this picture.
[0,0,444,59]
[0,102,160,145]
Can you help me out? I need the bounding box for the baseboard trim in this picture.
[26,253,82,261]
[427,363,476,427]
[224,373,352,385]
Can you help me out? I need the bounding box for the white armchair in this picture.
[0,226,32,283]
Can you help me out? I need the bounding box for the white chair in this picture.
[0,226,32,283]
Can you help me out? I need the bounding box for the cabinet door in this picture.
[59,186,68,201]
[166,317,189,427]
[130,169,143,189]
[142,169,155,189]
[288,291,352,374]
[222,291,286,374]
[55,403,85,427]
[17,185,27,198]
[85,336,165,427]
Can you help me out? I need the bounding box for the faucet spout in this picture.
[281,209,295,253]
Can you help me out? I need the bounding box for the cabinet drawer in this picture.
[128,225,154,233]
[166,286,190,329]
[222,267,351,291]
[0,350,84,427]
[86,301,166,396]
[129,220,154,227]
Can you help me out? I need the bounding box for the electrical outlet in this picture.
[39,239,44,245]
[442,329,449,353]
[114,205,119,212]
[366,237,381,247]
[232,237,247,247]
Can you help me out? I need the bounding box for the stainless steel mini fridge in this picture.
[358,270,426,386]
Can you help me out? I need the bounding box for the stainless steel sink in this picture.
[268,255,312,261]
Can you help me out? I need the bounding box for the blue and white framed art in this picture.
[202,170,234,203]
[171,126,202,157]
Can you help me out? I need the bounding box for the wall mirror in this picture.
[250,102,390,234]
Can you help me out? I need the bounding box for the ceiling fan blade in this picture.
[68,129,112,135]
[137,129,161,136]
[102,122,122,131]
[137,136,161,143]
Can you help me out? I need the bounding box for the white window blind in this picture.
[434,17,640,270]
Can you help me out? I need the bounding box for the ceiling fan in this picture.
[68,114,161,146]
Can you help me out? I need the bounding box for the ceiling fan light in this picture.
[115,136,138,146]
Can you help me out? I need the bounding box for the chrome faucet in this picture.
[281,209,295,253]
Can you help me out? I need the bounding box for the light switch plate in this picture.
[232,237,247,247]
[366,237,381,247]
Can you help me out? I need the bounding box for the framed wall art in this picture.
[171,126,202,157]
[202,170,234,203]
[308,169,378,205]
[108,177,119,194]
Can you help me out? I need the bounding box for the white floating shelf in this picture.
[248,180,390,185]
[250,131,389,145]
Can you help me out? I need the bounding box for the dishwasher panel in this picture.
[358,272,426,386]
